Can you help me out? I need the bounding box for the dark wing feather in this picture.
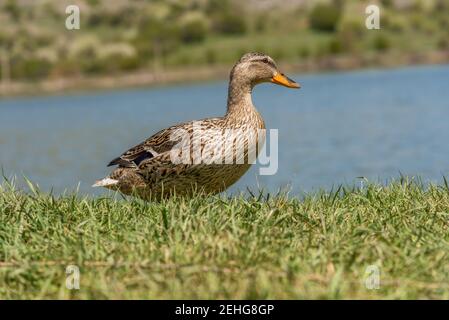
[107,125,185,168]
[108,149,154,167]
[108,157,132,167]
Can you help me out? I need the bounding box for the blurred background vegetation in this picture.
[0,0,448,91]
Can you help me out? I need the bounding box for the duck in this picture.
[93,52,300,200]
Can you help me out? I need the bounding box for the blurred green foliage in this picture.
[0,0,448,82]
[309,3,342,32]
[372,34,391,51]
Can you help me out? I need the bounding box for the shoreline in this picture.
[1,50,448,99]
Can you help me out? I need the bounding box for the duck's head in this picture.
[230,52,300,89]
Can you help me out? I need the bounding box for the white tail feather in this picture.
[92,178,118,187]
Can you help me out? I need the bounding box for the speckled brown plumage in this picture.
[94,52,300,200]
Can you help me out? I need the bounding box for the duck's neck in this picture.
[225,75,257,118]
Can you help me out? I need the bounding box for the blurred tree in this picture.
[435,0,449,11]
[328,37,344,54]
[79,46,103,74]
[4,0,20,20]
[254,14,268,32]
[206,0,230,15]
[386,14,408,33]
[309,3,342,32]
[337,19,365,53]
[0,31,15,86]
[207,0,246,35]
[372,33,391,51]
[87,11,103,27]
[11,57,52,80]
[134,17,181,71]
[0,49,10,88]
[213,13,246,35]
[180,15,208,43]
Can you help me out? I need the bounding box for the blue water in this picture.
[0,65,448,195]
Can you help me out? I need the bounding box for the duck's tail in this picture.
[92,177,119,188]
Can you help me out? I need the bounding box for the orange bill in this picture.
[271,72,301,89]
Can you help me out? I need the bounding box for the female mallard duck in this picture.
[94,52,300,200]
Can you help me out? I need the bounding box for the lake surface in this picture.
[1,65,448,196]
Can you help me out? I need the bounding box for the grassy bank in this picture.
[1,49,449,98]
[0,179,448,299]
[2,0,449,97]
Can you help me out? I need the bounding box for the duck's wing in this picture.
[108,118,222,168]
[108,124,188,168]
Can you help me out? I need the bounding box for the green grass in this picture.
[0,178,448,299]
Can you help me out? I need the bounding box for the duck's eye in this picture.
[261,58,269,64]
